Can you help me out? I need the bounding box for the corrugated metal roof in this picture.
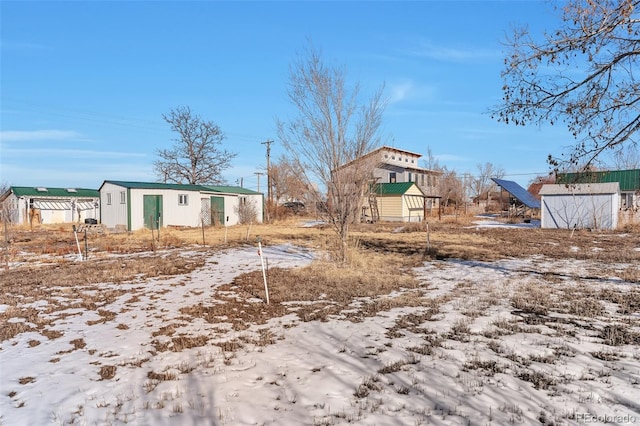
[373,182,423,196]
[9,187,99,198]
[102,180,262,195]
[539,182,620,195]
[557,169,640,192]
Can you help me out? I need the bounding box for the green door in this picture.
[143,195,163,229]
[210,196,225,225]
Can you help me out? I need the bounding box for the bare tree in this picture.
[0,182,16,223]
[439,169,465,208]
[154,106,236,184]
[611,144,640,169]
[471,162,505,201]
[270,155,310,205]
[493,0,640,169]
[277,45,387,263]
[234,198,259,224]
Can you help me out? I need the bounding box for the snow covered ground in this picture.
[1,243,639,425]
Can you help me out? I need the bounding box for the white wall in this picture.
[100,183,129,229]
[101,184,264,231]
[541,193,619,230]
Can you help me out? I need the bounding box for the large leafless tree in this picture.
[471,162,505,201]
[270,155,311,205]
[154,106,236,184]
[277,45,386,262]
[493,0,640,169]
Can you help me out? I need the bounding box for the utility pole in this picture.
[261,140,274,205]
[254,172,264,193]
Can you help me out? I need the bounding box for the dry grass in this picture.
[1,218,639,361]
[183,248,424,328]
[99,365,117,380]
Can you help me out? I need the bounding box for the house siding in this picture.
[378,196,403,220]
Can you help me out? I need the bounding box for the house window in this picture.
[178,194,188,206]
[106,193,112,205]
[391,156,395,160]
[120,191,126,204]
[411,159,414,163]
[408,172,413,182]
[390,172,396,183]
[405,158,409,162]
[421,174,425,185]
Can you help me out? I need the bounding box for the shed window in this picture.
[178,194,188,206]
[106,193,112,205]
[120,191,126,204]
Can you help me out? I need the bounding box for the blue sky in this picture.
[2,1,579,191]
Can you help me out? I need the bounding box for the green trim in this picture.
[127,188,131,232]
[9,186,99,198]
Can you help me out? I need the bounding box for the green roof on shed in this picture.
[102,180,261,195]
[203,185,262,195]
[8,186,99,198]
[373,182,420,195]
[557,169,640,192]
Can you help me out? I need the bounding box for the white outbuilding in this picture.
[0,186,100,225]
[99,181,263,231]
[539,182,620,230]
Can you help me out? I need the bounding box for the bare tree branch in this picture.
[154,106,237,184]
[492,0,640,169]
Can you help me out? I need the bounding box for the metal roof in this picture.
[491,178,541,209]
[7,186,99,198]
[102,180,262,195]
[539,182,620,195]
[204,185,262,195]
[557,169,640,192]
[373,182,424,196]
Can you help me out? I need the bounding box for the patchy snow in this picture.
[470,217,541,229]
[1,244,639,425]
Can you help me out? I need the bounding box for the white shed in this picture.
[99,181,263,231]
[539,183,620,230]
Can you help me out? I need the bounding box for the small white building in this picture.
[99,181,263,231]
[0,186,100,225]
[539,182,620,230]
